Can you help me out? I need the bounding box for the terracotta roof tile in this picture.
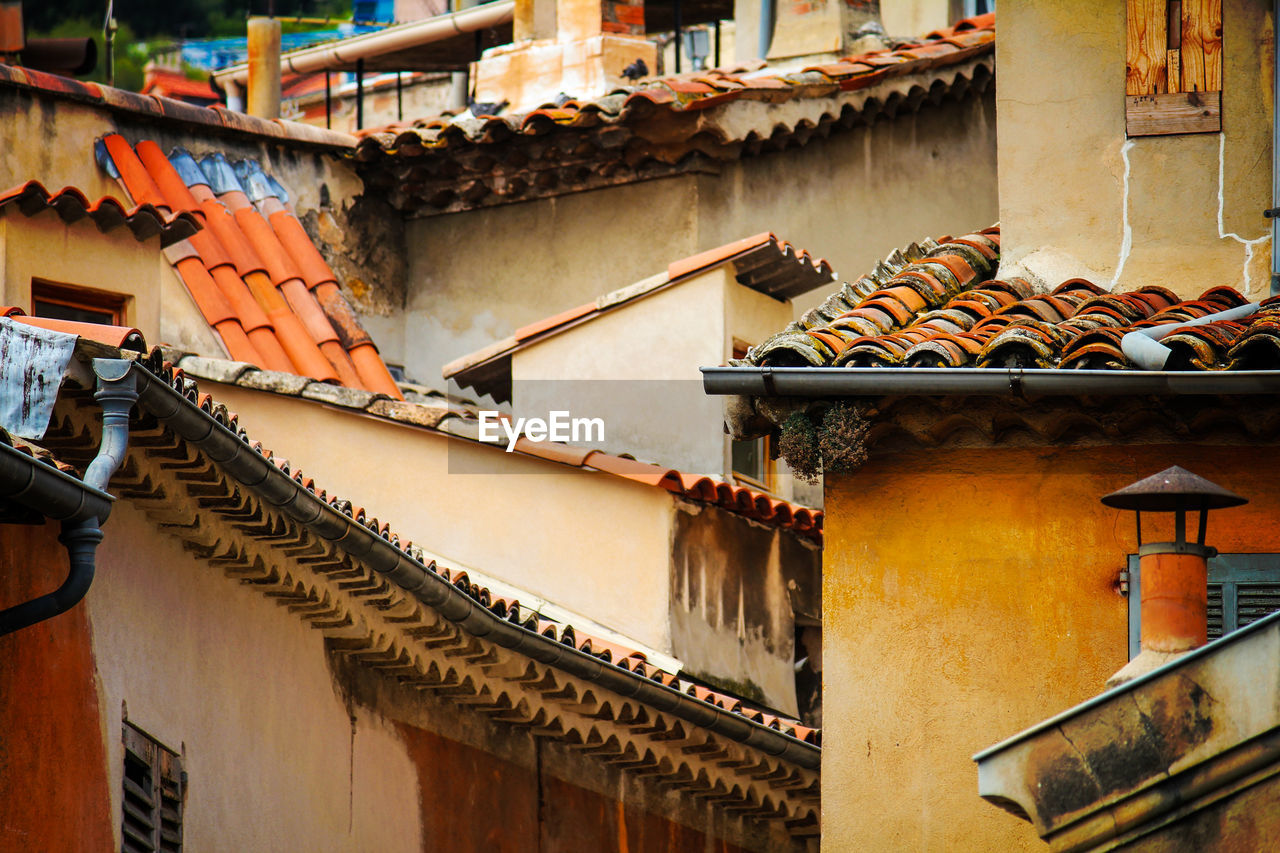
[0,63,354,148]
[0,180,199,247]
[1,307,146,351]
[98,135,403,399]
[350,16,995,215]
[746,225,1280,372]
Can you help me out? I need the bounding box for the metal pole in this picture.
[1273,0,1280,294]
[714,19,721,68]
[396,71,403,121]
[356,58,365,130]
[324,72,331,129]
[674,0,683,73]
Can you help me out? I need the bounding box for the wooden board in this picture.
[1126,0,1168,95]
[1182,0,1223,92]
[1126,90,1221,136]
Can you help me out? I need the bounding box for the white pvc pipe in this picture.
[1120,301,1262,370]
[213,1,515,91]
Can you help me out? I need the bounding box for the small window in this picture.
[1126,553,1280,658]
[122,722,184,853]
[32,279,128,326]
[732,436,773,488]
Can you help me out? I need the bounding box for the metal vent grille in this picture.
[122,723,183,853]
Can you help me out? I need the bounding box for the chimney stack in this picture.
[1102,466,1247,687]
[247,17,282,119]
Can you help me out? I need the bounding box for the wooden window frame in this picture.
[1126,0,1222,136]
[122,721,184,853]
[1126,552,1280,658]
[732,434,776,492]
[31,278,129,326]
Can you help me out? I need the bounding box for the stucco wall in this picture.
[204,381,678,652]
[511,268,795,477]
[670,501,821,715]
[997,1,1274,298]
[402,90,998,385]
[88,504,422,852]
[0,215,225,355]
[821,444,1280,851]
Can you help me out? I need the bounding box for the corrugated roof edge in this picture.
[163,346,822,541]
[116,345,820,759]
[0,64,356,149]
[0,180,201,247]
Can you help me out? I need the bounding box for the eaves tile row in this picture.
[745,225,1280,372]
[350,14,995,216]
[97,134,402,399]
[105,342,820,745]
[163,346,822,541]
[0,180,200,247]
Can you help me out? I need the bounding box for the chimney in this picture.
[0,1,21,61]
[764,0,887,67]
[247,16,282,119]
[471,0,656,111]
[1102,466,1248,688]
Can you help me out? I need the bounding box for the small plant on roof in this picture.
[779,412,821,483]
[818,402,870,474]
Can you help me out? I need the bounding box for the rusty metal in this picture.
[1101,466,1247,513]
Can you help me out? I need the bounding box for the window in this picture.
[32,279,128,326]
[1126,553,1280,658]
[1125,0,1222,136]
[122,722,184,853]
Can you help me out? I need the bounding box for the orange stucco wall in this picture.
[821,444,1280,851]
[0,521,114,851]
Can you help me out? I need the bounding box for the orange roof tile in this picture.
[747,224,1280,372]
[0,180,199,247]
[352,14,995,215]
[98,135,404,399]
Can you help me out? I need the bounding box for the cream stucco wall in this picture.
[997,0,1274,298]
[404,91,998,386]
[202,382,678,653]
[0,215,225,355]
[88,504,421,852]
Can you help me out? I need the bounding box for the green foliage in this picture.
[23,1,354,41]
[779,412,821,483]
[777,402,871,482]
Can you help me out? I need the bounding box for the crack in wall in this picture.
[1216,132,1270,295]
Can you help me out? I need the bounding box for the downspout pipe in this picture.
[1120,301,1263,370]
[130,364,819,769]
[0,359,136,638]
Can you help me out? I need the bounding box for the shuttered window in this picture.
[1125,0,1222,135]
[1126,553,1280,658]
[122,723,184,853]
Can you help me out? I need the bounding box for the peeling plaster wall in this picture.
[401,90,997,387]
[821,444,1280,852]
[88,504,422,852]
[669,501,821,715]
[997,1,1274,298]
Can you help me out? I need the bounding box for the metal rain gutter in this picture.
[131,364,819,770]
[701,366,1280,398]
[212,2,515,90]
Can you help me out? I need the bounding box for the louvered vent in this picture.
[122,723,183,853]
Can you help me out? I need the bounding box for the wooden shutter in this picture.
[122,723,184,853]
[1127,553,1280,657]
[1126,0,1222,135]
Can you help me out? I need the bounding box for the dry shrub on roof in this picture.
[778,402,870,481]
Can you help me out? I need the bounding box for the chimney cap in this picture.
[1101,465,1248,512]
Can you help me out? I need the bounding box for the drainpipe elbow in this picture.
[83,359,138,491]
